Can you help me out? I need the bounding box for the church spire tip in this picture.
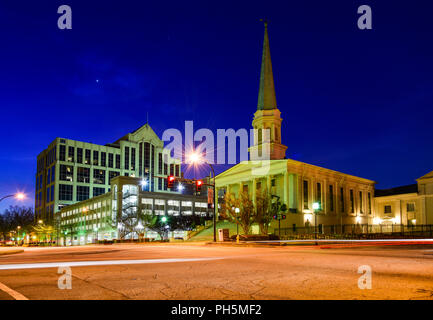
[257,19,277,111]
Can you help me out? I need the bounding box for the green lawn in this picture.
[187,221,241,241]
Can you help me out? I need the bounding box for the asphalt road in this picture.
[0,243,433,300]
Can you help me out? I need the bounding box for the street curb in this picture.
[204,242,295,248]
[0,249,24,256]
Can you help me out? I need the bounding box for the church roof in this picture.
[418,170,433,180]
[257,21,278,111]
[375,184,418,197]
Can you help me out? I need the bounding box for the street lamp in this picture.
[312,202,320,240]
[94,227,99,244]
[0,192,26,203]
[235,207,240,243]
[17,226,21,245]
[188,151,217,242]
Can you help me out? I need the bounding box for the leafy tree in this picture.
[255,188,272,235]
[270,197,288,234]
[144,214,169,240]
[220,191,255,235]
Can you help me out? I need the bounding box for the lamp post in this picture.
[188,152,217,242]
[0,193,25,203]
[235,207,240,243]
[94,227,99,244]
[313,202,320,240]
[17,226,21,246]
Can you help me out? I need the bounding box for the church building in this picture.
[215,22,377,233]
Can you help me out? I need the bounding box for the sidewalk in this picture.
[0,248,24,256]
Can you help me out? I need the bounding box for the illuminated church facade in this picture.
[215,23,433,233]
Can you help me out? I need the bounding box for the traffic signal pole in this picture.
[162,163,217,242]
[207,163,217,243]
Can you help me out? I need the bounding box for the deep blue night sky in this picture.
[0,1,432,211]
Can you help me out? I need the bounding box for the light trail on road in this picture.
[0,257,224,270]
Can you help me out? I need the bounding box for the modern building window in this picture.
[77,167,90,183]
[384,205,392,214]
[76,186,90,201]
[271,179,276,187]
[108,153,114,168]
[151,145,155,192]
[359,191,363,213]
[164,163,168,176]
[158,153,162,175]
[316,183,322,208]
[131,148,136,171]
[85,149,91,164]
[47,168,51,185]
[115,155,121,169]
[59,145,66,161]
[59,165,73,182]
[175,164,180,177]
[303,180,309,209]
[407,203,415,212]
[139,143,143,177]
[158,177,162,190]
[67,146,75,162]
[93,169,106,185]
[109,171,120,183]
[101,152,106,167]
[51,166,55,182]
[59,184,73,201]
[77,148,83,164]
[329,185,334,212]
[340,187,345,213]
[368,192,372,214]
[93,151,99,166]
[46,187,50,203]
[350,190,355,213]
[125,147,130,170]
[93,187,105,197]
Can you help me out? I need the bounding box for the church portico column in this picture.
[284,171,289,205]
[252,178,257,204]
[267,176,272,195]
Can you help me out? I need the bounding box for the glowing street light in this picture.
[15,193,25,200]
[188,152,201,164]
[161,216,168,223]
[177,184,184,192]
[0,192,26,203]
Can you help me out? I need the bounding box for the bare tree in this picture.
[0,206,34,240]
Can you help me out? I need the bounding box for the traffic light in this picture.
[273,215,278,220]
[195,180,203,192]
[282,214,286,220]
[167,175,175,189]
